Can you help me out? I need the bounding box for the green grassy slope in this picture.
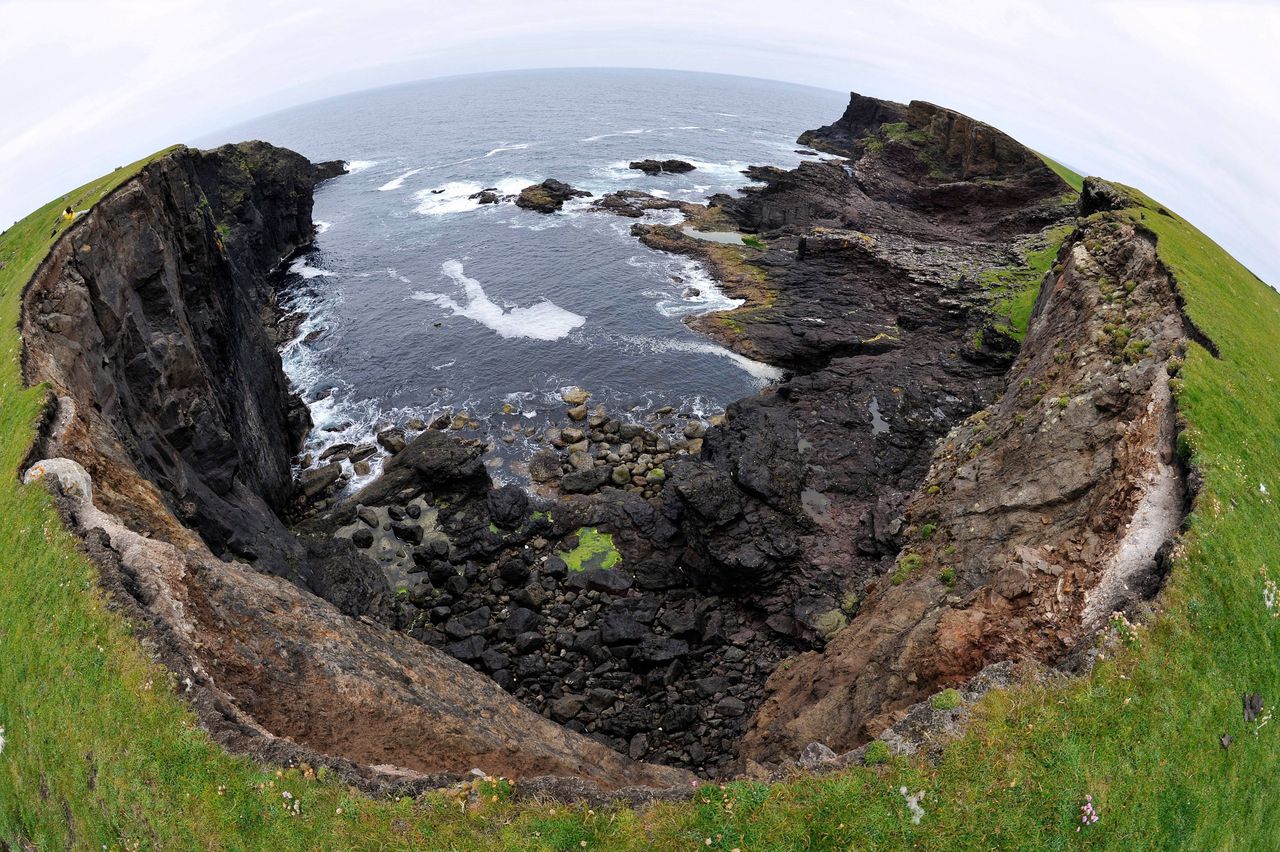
[0,152,1276,850]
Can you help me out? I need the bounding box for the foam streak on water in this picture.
[412,260,586,341]
[378,168,423,191]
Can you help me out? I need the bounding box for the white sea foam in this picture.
[582,128,648,142]
[314,220,333,234]
[345,160,376,173]
[289,257,335,279]
[484,143,530,157]
[412,260,586,341]
[413,177,532,215]
[413,182,484,215]
[378,168,423,191]
[617,334,781,382]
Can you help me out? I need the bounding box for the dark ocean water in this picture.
[202,69,846,484]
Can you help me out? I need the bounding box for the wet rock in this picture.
[319,442,355,462]
[349,444,377,463]
[516,179,592,213]
[561,466,611,494]
[299,463,342,500]
[376,427,407,454]
[391,522,423,545]
[529,449,561,483]
[350,527,374,549]
[628,159,696,175]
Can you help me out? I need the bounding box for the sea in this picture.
[201,68,846,485]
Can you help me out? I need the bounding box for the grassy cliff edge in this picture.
[0,150,1277,849]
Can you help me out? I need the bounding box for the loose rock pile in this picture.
[384,517,801,775]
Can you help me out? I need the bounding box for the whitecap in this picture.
[581,129,647,142]
[413,182,483,215]
[345,160,376,173]
[412,260,586,341]
[378,168,423,191]
[314,220,333,234]
[413,178,532,215]
[289,257,335,279]
[619,334,781,382]
[483,143,530,157]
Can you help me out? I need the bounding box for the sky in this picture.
[2,1,1277,286]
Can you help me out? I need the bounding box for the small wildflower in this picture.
[335,807,344,815]
[1077,794,1100,831]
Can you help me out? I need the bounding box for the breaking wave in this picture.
[411,260,586,341]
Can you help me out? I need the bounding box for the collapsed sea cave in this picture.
[16,91,1196,796]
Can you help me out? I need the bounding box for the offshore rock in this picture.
[516,179,592,213]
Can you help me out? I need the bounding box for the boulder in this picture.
[23,458,92,503]
[298,463,342,500]
[561,466,611,494]
[376,427,407,454]
[487,484,529,529]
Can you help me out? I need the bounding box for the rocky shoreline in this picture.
[16,93,1196,797]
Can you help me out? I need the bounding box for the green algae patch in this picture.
[562,527,622,572]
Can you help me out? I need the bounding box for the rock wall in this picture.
[20,143,689,792]
[739,197,1195,762]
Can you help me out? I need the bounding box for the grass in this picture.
[930,689,963,712]
[560,526,621,572]
[1,150,1278,849]
[985,222,1077,340]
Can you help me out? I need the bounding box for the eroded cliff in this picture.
[17,94,1197,796]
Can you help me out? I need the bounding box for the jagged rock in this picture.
[299,463,342,500]
[377,427,407,454]
[628,159,696,175]
[515,179,592,213]
[487,484,529,529]
[798,741,838,769]
[311,160,348,183]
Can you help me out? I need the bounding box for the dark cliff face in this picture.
[23,143,311,556]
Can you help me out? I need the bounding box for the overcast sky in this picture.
[3,1,1276,285]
